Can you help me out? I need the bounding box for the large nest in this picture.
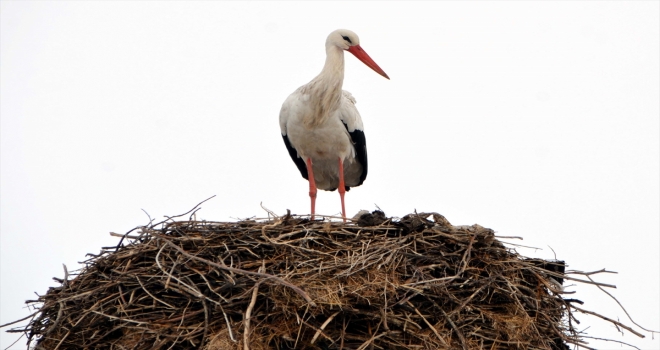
[6,209,645,349]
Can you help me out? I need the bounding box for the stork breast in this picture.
[287,118,354,161]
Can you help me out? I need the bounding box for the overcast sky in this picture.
[1,1,658,349]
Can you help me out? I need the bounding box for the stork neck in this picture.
[318,45,345,86]
[302,46,345,127]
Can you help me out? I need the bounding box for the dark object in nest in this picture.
[356,209,388,226]
[5,210,637,349]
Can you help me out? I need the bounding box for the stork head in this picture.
[327,29,390,80]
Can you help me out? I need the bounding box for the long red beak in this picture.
[347,45,390,80]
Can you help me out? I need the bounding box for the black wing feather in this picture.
[343,122,368,190]
[282,135,308,180]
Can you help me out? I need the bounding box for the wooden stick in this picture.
[243,281,260,350]
[407,301,448,347]
[572,305,645,338]
[311,311,340,344]
[156,234,316,307]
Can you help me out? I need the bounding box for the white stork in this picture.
[279,29,389,221]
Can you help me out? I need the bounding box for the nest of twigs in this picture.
[7,209,644,349]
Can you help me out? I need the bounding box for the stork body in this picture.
[279,29,388,221]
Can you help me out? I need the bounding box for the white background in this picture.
[1,2,658,349]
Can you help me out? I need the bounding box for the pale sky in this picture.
[1,1,658,349]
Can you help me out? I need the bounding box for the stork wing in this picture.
[282,135,308,180]
[279,91,309,180]
[340,91,368,186]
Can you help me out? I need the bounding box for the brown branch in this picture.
[243,280,260,350]
[407,301,448,347]
[156,234,316,307]
[311,311,340,345]
[572,305,645,338]
[586,275,659,334]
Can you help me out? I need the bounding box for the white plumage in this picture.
[279,29,389,221]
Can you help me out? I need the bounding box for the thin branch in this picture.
[311,311,340,345]
[587,275,659,334]
[243,279,260,350]
[572,305,645,338]
[407,301,448,347]
[156,234,316,307]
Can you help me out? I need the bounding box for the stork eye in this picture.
[342,35,352,44]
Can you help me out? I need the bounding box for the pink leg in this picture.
[338,158,347,222]
[306,158,317,220]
